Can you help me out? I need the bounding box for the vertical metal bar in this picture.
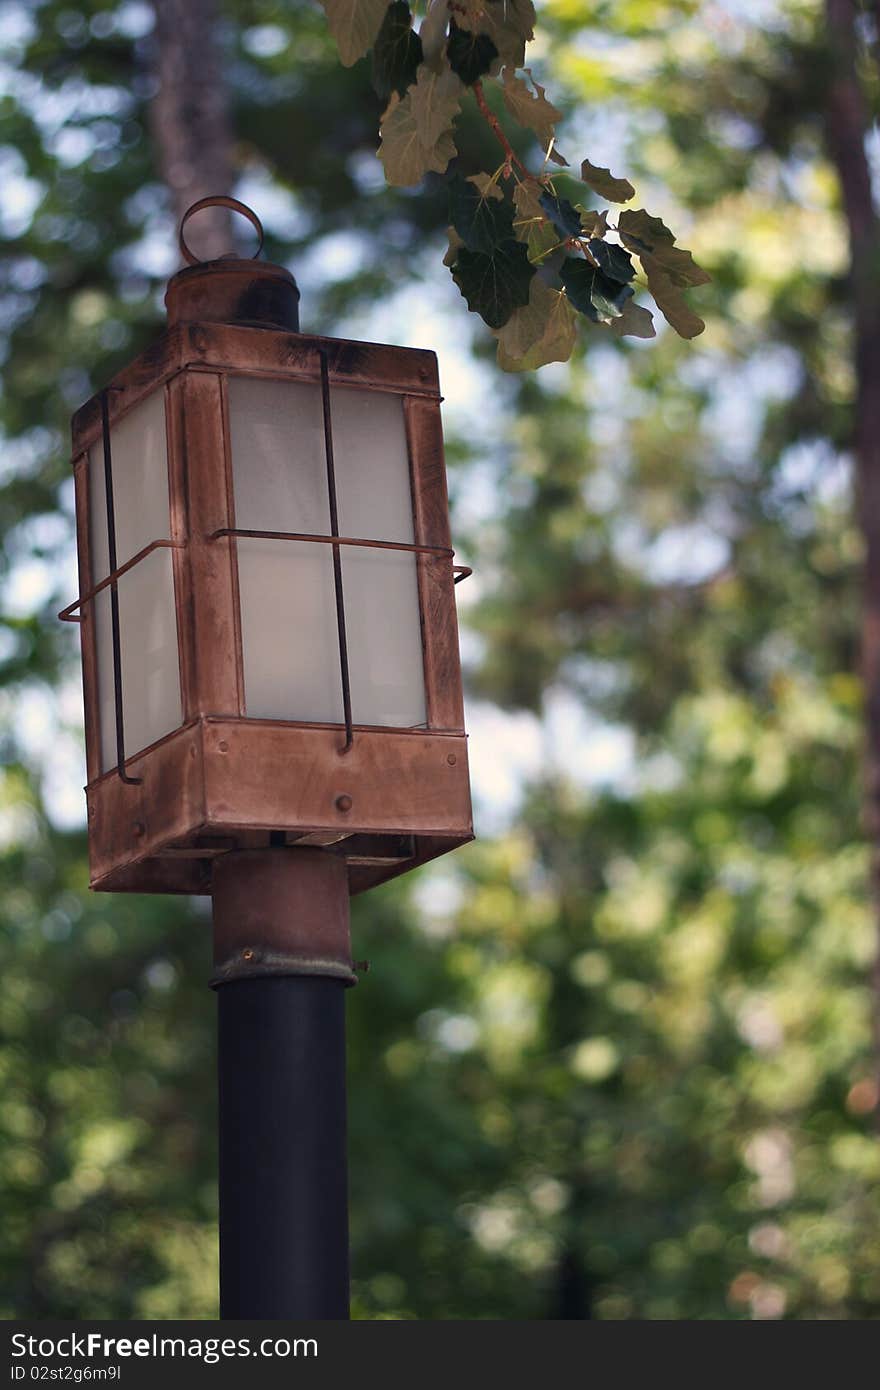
[100,389,141,786]
[318,351,354,754]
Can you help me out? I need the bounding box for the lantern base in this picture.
[84,717,473,896]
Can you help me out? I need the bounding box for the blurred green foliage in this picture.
[1,0,878,1320]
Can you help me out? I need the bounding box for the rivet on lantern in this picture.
[335,794,353,813]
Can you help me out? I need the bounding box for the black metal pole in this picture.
[211,848,355,1321]
[217,976,349,1319]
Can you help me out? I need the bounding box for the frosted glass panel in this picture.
[93,550,181,768]
[88,389,181,771]
[340,548,426,727]
[331,389,426,728]
[228,376,426,728]
[237,540,342,723]
[88,389,171,568]
[228,378,329,534]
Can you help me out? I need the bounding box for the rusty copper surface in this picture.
[86,719,204,886]
[71,321,472,897]
[70,327,440,450]
[165,259,300,332]
[405,395,465,731]
[85,716,472,894]
[201,720,472,835]
[178,197,266,266]
[211,848,354,986]
[182,369,244,716]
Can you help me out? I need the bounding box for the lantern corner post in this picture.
[211,847,355,1321]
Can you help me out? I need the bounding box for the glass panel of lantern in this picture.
[227,376,427,730]
[88,389,182,773]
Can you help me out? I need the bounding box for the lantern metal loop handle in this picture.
[178,195,265,266]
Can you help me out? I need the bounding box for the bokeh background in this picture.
[2,0,879,1319]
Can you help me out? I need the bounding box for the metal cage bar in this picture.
[100,389,142,787]
[58,539,184,623]
[319,350,354,754]
[208,528,471,583]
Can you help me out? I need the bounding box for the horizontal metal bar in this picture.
[58,539,184,622]
[202,714,464,737]
[209,526,455,561]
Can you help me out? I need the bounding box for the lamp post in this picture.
[61,196,473,1319]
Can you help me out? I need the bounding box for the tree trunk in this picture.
[148,0,236,260]
[824,0,880,1117]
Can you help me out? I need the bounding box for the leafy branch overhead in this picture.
[320,0,710,370]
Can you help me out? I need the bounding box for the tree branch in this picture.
[825,0,880,1123]
[473,80,534,180]
[148,0,237,260]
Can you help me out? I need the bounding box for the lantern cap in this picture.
[165,195,300,332]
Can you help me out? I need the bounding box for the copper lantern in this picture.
[62,198,473,901]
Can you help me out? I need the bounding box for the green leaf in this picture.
[494,277,577,371]
[449,173,514,254]
[446,20,498,85]
[379,94,457,184]
[539,192,583,240]
[372,2,424,100]
[443,226,465,267]
[378,65,463,186]
[454,0,536,69]
[410,63,464,146]
[500,67,561,150]
[590,269,634,319]
[419,0,450,68]
[645,243,711,289]
[616,207,709,335]
[559,257,607,323]
[617,207,676,254]
[450,239,535,328]
[513,182,560,264]
[321,0,390,67]
[579,159,635,203]
[641,255,706,338]
[578,208,609,238]
[587,238,635,284]
[560,257,634,322]
[606,297,656,339]
[527,223,563,265]
[513,181,544,224]
[468,172,504,201]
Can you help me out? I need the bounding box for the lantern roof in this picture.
[164,195,300,331]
